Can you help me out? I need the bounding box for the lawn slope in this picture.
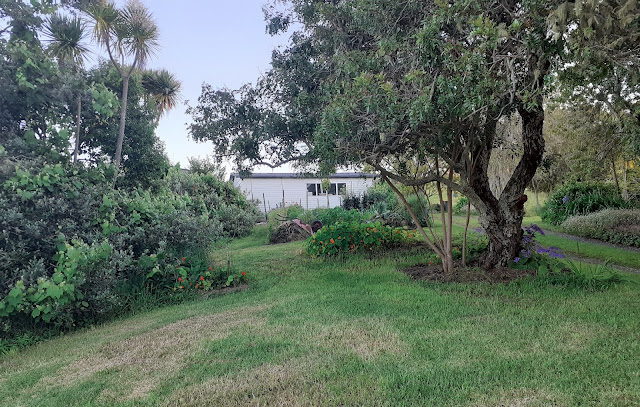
[1,226,639,406]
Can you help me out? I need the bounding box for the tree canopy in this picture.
[188,0,570,269]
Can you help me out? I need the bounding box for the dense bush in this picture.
[561,209,640,247]
[342,183,394,211]
[303,207,370,226]
[306,221,412,257]
[453,197,469,214]
[540,182,633,225]
[0,162,259,341]
[395,194,431,226]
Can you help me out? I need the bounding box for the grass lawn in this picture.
[1,226,639,406]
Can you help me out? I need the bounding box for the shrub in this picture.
[342,182,395,211]
[540,182,632,225]
[308,207,371,226]
[0,161,259,343]
[306,221,412,257]
[561,209,640,247]
[395,194,431,226]
[453,197,468,214]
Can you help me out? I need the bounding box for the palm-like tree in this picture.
[142,69,182,124]
[86,0,159,171]
[44,13,90,163]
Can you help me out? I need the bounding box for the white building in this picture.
[230,172,378,210]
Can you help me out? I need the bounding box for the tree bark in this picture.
[611,156,621,197]
[74,93,81,163]
[463,103,546,270]
[114,74,130,170]
[623,159,628,200]
[462,199,470,267]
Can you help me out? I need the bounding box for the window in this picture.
[307,183,318,196]
[306,183,347,196]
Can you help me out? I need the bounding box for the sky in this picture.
[108,0,293,170]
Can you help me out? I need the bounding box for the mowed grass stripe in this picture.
[1,226,639,406]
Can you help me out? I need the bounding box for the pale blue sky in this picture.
[111,0,292,169]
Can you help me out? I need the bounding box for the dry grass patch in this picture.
[165,358,329,407]
[468,387,567,407]
[32,305,269,400]
[315,318,406,361]
[554,322,600,352]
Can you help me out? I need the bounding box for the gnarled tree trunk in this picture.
[465,103,545,270]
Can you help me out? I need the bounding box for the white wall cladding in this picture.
[231,173,377,211]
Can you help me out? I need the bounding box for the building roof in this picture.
[230,172,377,181]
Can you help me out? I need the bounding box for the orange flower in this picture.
[200,276,204,281]
[330,238,335,244]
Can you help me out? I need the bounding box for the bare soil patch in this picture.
[403,261,535,284]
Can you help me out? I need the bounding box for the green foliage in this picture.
[225,272,249,288]
[90,82,119,118]
[342,188,393,212]
[82,63,171,190]
[306,222,412,257]
[146,256,241,293]
[523,259,625,292]
[394,194,431,227]
[304,207,371,227]
[541,182,633,225]
[0,241,110,327]
[562,209,640,247]
[0,161,259,341]
[453,197,469,214]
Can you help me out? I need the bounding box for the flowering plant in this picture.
[514,224,563,263]
[513,225,565,276]
[306,221,413,257]
[226,271,249,287]
[161,257,228,292]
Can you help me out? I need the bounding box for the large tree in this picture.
[188,0,637,270]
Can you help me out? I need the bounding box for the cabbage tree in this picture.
[86,0,159,171]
